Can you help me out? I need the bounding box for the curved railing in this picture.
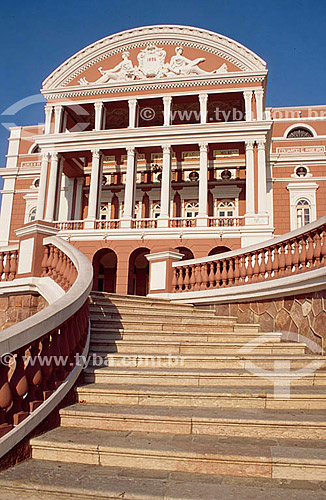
[0,236,93,459]
[172,217,326,293]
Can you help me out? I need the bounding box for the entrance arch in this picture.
[175,246,194,260]
[208,246,231,256]
[92,249,117,292]
[128,248,150,296]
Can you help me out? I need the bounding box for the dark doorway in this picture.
[128,248,150,296]
[92,249,117,292]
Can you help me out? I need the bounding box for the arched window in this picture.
[217,200,235,218]
[287,127,313,138]
[184,202,199,218]
[296,199,311,228]
[28,207,37,222]
[30,144,41,154]
[100,204,109,220]
[152,203,161,218]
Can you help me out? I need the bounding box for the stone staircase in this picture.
[1,291,326,499]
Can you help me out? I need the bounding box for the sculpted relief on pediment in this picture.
[78,45,228,86]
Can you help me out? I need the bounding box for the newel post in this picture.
[146,250,183,296]
[15,221,59,279]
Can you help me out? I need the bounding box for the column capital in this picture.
[243,89,253,99]
[257,139,266,149]
[41,152,50,162]
[254,89,264,98]
[54,104,63,112]
[44,104,53,113]
[51,152,59,161]
[91,149,102,159]
[126,146,135,156]
[128,98,137,106]
[163,96,172,103]
[94,100,104,109]
[245,140,255,150]
[198,93,208,102]
[162,144,171,154]
[199,142,208,152]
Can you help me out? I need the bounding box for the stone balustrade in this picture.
[172,217,326,293]
[0,248,19,282]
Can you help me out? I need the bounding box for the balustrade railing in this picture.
[0,246,19,282]
[132,218,158,229]
[170,218,197,228]
[172,218,326,293]
[0,236,92,453]
[54,221,84,231]
[208,217,244,227]
[95,220,120,230]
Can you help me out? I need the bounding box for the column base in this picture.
[157,217,170,228]
[84,219,95,229]
[196,216,208,227]
[120,218,133,229]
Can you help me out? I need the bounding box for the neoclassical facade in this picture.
[1,25,326,295]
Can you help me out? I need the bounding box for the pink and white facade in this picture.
[1,25,326,295]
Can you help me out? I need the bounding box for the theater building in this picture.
[1,24,326,295]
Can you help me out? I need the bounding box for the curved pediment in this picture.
[43,25,267,93]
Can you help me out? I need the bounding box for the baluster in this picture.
[0,363,13,436]
[194,264,202,291]
[307,234,314,268]
[201,263,209,290]
[221,259,228,287]
[55,250,64,286]
[278,244,286,277]
[321,229,326,266]
[41,246,49,277]
[285,241,293,276]
[60,254,68,290]
[252,252,259,282]
[3,252,10,281]
[25,342,43,412]
[39,334,55,399]
[292,239,300,273]
[51,247,59,281]
[266,248,272,279]
[240,255,246,283]
[227,258,234,286]
[0,252,4,282]
[259,250,266,281]
[9,348,29,425]
[47,245,54,277]
[172,268,178,292]
[272,245,279,278]
[8,251,17,280]
[314,231,322,268]
[184,265,190,290]
[246,253,253,283]
[299,236,307,271]
[189,264,196,290]
[177,266,184,291]
[234,256,240,285]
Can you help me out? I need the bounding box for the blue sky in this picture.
[0,0,325,168]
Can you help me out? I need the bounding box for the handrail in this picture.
[0,236,93,458]
[172,217,326,293]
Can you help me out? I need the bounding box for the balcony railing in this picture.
[54,217,245,231]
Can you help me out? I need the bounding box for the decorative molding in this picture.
[42,25,267,91]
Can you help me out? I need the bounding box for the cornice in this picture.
[42,25,267,91]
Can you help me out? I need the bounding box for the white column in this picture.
[128,99,137,128]
[121,147,136,228]
[45,153,60,221]
[254,89,264,121]
[94,101,104,131]
[163,96,172,126]
[257,139,267,214]
[199,94,208,124]
[54,105,63,134]
[85,150,102,227]
[36,152,50,220]
[197,143,208,226]
[243,90,253,122]
[74,178,84,220]
[44,105,53,134]
[245,140,255,215]
[158,145,172,227]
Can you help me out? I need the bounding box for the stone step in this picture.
[76,383,326,410]
[90,329,282,343]
[90,313,237,326]
[84,366,326,387]
[30,427,326,480]
[91,292,195,309]
[1,460,325,500]
[60,403,326,440]
[90,303,216,316]
[84,352,326,371]
[89,340,306,356]
[90,319,259,333]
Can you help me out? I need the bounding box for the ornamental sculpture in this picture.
[78,45,228,85]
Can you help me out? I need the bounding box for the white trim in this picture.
[283,123,317,138]
[287,182,318,231]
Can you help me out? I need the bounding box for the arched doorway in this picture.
[92,249,117,292]
[208,246,231,256]
[175,246,194,260]
[128,248,150,296]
